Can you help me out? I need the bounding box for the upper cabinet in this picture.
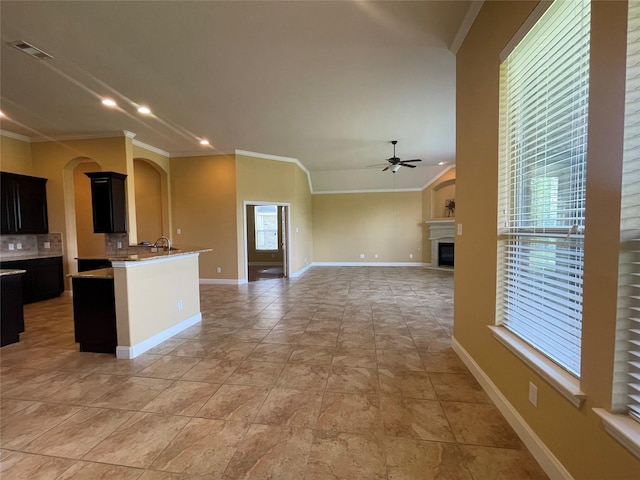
[85,172,127,233]
[0,172,49,234]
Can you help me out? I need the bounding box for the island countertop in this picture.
[76,246,212,263]
[68,268,114,279]
[0,268,27,277]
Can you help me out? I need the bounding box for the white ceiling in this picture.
[0,1,474,192]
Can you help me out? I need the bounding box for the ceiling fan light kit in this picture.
[370,140,423,173]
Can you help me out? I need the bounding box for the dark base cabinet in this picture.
[72,276,117,353]
[77,258,112,272]
[1,273,25,347]
[0,256,63,304]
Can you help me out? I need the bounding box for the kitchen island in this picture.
[70,246,211,358]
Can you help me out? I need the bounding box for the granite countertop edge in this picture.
[78,246,212,263]
[0,269,27,277]
[69,268,114,279]
[0,253,63,261]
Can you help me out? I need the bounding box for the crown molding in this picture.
[450,0,484,54]
[312,187,422,195]
[170,149,235,158]
[29,130,135,143]
[132,139,170,158]
[0,129,31,142]
[235,149,314,193]
[420,164,455,190]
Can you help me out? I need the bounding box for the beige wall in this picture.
[132,143,172,241]
[30,136,130,285]
[113,255,200,347]
[292,164,313,272]
[235,154,313,278]
[421,167,456,264]
[455,1,639,478]
[73,161,104,257]
[134,159,163,243]
[170,154,237,279]
[312,191,423,264]
[0,135,33,174]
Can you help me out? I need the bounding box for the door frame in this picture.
[242,200,291,281]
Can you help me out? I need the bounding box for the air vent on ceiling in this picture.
[10,40,53,60]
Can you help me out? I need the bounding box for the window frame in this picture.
[495,0,591,379]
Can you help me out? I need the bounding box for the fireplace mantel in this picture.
[425,219,455,267]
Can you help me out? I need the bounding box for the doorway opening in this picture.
[245,203,289,282]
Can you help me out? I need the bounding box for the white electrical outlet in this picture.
[116,241,122,249]
[409,253,413,259]
[216,267,222,273]
[16,243,22,250]
[177,228,182,235]
[8,243,15,251]
[457,223,463,235]
[359,253,365,259]
[296,227,299,233]
[43,241,51,249]
[178,299,183,311]
[528,382,538,407]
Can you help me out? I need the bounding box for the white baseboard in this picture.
[451,336,573,480]
[423,265,454,272]
[311,261,425,267]
[290,263,313,278]
[200,278,247,285]
[116,312,202,359]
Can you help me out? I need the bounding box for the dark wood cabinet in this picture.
[85,172,127,233]
[1,172,48,234]
[77,258,112,272]
[1,272,25,347]
[72,276,117,353]
[0,256,63,304]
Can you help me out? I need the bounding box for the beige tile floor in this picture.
[0,266,549,479]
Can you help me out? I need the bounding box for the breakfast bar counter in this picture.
[70,246,212,358]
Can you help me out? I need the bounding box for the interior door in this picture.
[280,206,288,278]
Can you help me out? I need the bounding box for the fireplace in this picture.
[438,242,455,267]
[425,219,455,269]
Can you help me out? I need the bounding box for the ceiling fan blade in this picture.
[401,159,422,163]
[382,166,389,172]
[366,163,391,168]
[403,164,417,168]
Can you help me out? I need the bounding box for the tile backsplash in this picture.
[104,233,130,256]
[0,232,63,257]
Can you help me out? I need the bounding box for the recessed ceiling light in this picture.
[0,111,4,117]
[199,139,210,146]
[101,98,117,107]
[438,161,446,166]
[137,106,151,115]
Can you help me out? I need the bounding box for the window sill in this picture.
[488,325,586,408]
[593,409,640,460]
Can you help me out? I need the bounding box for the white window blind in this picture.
[619,1,640,422]
[497,0,591,378]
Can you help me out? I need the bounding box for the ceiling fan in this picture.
[369,141,422,173]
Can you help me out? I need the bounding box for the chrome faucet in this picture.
[153,236,171,252]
